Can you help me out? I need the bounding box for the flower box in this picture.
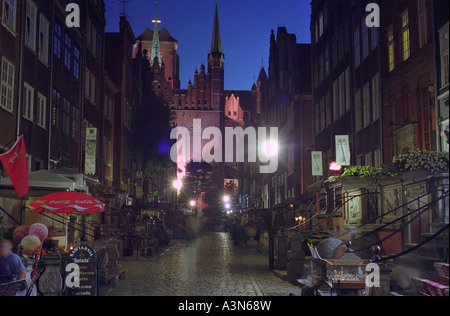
[394,150,449,175]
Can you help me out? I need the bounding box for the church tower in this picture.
[150,1,162,67]
[208,2,225,112]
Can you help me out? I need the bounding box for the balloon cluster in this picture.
[13,223,48,255]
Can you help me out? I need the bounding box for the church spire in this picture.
[211,1,222,55]
[150,0,162,66]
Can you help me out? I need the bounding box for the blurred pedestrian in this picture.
[0,239,27,295]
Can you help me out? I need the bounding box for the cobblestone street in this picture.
[107,232,303,296]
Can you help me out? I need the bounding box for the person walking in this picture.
[0,239,27,295]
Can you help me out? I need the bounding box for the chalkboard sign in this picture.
[65,245,98,296]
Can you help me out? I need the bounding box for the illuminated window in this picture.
[421,86,434,151]
[387,25,395,72]
[402,10,410,61]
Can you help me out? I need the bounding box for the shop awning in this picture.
[0,170,88,192]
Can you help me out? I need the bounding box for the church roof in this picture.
[257,67,268,82]
[225,90,256,113]
[160,28,177,42]
[138,27,154,41]
[211,2,222,54]
[137,27,177,43]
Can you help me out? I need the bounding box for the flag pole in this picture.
[1,125,30,152]
[0,135,20,153]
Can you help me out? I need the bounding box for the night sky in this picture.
[104,0,312,91]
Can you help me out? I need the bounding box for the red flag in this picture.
[0,136,29,197]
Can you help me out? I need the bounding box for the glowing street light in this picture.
[223,195,230,203]
[224,203,231,210]
[190,200,196,207]
[262,139,279,157]
[172,179,182,191]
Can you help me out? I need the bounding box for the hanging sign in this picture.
[65,245,98,296]
[311,151,323,176]
[335,135,351,166]
[85,128,97,175]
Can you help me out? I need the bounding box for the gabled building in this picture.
[263,27,312,211]
[105,15,137,192]
[240,27,312,224]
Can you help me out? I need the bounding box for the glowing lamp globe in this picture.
[329,162,342,171]
[262,140,279,157]
[173,179,182,191]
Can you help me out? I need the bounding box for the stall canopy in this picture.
[29,191,105,214]
[0,170,88,192]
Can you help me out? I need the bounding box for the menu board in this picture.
[65,245,98,296]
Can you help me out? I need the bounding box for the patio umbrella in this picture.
[28,192,105,250]
[29,191,105,214]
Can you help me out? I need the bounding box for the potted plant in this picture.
[341,165,382,179]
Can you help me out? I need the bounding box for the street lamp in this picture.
[172,179,182,191]
[172,179,182,213]
[223,195,230,203]
[190,200,196,207]
[262,139,279,157]
[328,161,342,172]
